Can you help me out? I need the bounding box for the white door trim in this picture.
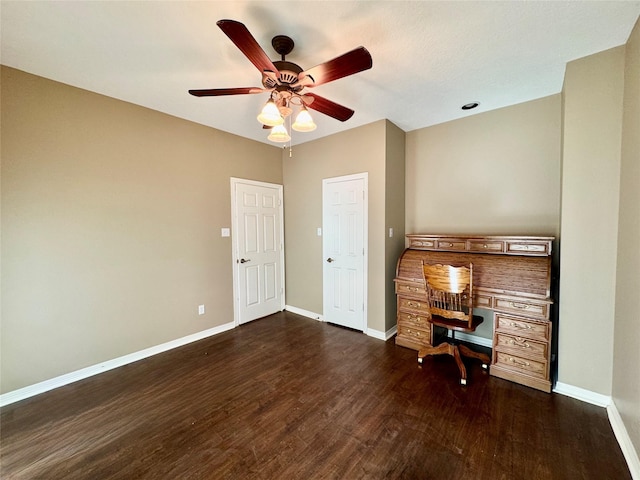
[230,177,285,327]
[322,172,368,332]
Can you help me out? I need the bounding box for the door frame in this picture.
[322,172,368,331]
[230,177,285,327]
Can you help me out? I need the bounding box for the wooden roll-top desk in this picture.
[394,234,555,392]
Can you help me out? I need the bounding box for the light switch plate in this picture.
[221,228,230,237]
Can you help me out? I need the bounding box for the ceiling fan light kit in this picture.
[292,106,317,132]
[189,19,372,143]
[267,124,291,143]
[257,98,284,126]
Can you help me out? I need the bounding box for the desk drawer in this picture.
[495,332,548,359]
[436,239,466,251]
[505,240,551,256]
[397,323,431,345]
[409,238,436,249]
[468,240,504,253]
[495,313,550,342]
[494,297,550,320]
[474,294,493,309]
[395,281,426,298]
[398,297,429,314]
[398,311,430,329]
[494,351,547,379]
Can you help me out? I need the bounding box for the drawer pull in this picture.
[509,321,532,330]
[407,301,421,308]
[405,286,419,292]
[406,314,423,322]
[510,302,530,310]
[509,357,530,367]
[406,329,421,336]
[509,339,531,348]
[483,244,488,248]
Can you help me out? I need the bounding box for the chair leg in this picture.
[417,342,455,364]
[418,342,468,385]
[452,345,467,385]
[458,344,491,369]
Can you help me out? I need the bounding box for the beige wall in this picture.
[559,47,625,395]
[406,95,562,237]
[614,17,640,457]
[281,121,382,318]
[385,122,406,332]
[282,120,386,330]
[405,95,562,340]
[282,120,403,334]
[1,67,282,393]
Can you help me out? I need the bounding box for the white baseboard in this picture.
[285,305,395,341]
[0,321,235,407]
[386,325,398,341]
[367,325,397,341]
[449,331,493,348]
[285,305,323,321]
[608,401,640,480]
[553,383,639,478]
[553,381,612,407]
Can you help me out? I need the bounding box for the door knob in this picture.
[239,258,251,263]
[326,258,334,263]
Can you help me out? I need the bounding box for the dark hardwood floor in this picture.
[0,311,630,479]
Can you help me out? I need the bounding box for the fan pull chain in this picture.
[288,115,293,158]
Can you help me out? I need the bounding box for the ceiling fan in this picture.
[189,19,373,141]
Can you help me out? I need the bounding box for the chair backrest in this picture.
[422,263,474,329]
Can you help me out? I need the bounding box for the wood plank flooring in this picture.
[0,311,631,479]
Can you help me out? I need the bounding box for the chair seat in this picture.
[429,314,484,333]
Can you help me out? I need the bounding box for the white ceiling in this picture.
[2,1,639,146]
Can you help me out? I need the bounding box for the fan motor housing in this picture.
[276,61,302,84]
[262,35,305,90]
[262,60,304,92]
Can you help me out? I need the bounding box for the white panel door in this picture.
[323,173,367,331]
[232,179,284,325]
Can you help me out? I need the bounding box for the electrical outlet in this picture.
[198,305,205,315]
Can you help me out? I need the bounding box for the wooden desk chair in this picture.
[417,262,490,385]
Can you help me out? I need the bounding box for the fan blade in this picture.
[303,93,354,122]
[295,47,372,88]
[217,19,280,78]
[189,87,266,97]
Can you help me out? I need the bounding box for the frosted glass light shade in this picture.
[267,124,291,143]
[257,100,284,126]
[292,107,317,132]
